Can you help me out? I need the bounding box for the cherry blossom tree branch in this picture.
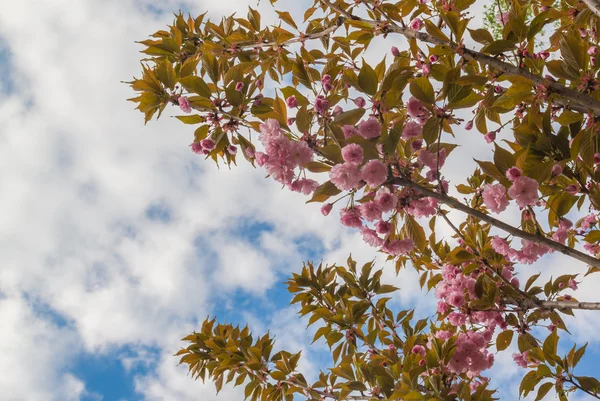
[392,176,600,269]
[318,0,600,115]
[582,0,600,18]
[535,300,600,310]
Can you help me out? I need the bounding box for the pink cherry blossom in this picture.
[359,201,383,221]
[465,120,473,130]
[551,164,563,176]
[361,160,388,187]
[581,214,597,230]
[288,178,319,195]
[506,166,522,181]
[382,239,414,255]
[407,97,427,118]
[340,208,363,228]
[190,142,203,154]
[410,18,423,30]
[411,139,423,151]
[354,97,366,108]
[341,143,364,165]
[360,227,384,247]
[482,184,509,213]
[330,162,362,191]
[235,81,244,91]
[321,203,333,216]
[179,96,192,113]
[391,46,401,57]
[435,330,453,341]
[589,46,599,56]
[375,188,398,212]
[508,176,539,208]
[201,138,216,151]
[375,220,392,235]
[411,345,426,356]
[484,131,496,143]
[286,96,298,108]
[255,152,269,166]
[406,197,438,218]
[513,352,528,368]
[332,105,343,116]
[358,117,382,139]
[418,148,447,170]
[314,95,329,114]
[491,237,511,256]
[402,121,422,139]
[342,125,359,138]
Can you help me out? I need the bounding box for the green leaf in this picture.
[409,77,435,104]
[481,40,517,54]
[358,61,378,96]
[575,376,600,392]
[175,114,205,124]
[493,143,516,174]
[496,330,514,351]
[157,60,176,90]
[535,382,553,401]
[560,34,585,72]
[334,108,366,126]
[542,330,558,360]
[422,117,440,145]
[468,28,494,45]
[275,11,298,29]
[292,57,313,89]
[403,215,426,251]
[307,181,341,203]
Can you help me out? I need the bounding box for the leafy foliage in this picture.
[128,0,600,400]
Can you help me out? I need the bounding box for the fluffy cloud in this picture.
[1,0,600,400]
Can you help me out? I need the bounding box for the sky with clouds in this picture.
[0,0,599,400]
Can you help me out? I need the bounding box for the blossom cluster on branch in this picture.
[128,0,600,399]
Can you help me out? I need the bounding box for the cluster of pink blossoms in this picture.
[433,264,509,376]
[253,119,319,194]
[447,331,495,378]
[481,167,539,213]
[335,187,414,256]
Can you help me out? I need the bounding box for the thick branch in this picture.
[582,0,600,18]
[393,176,600,269]
[318,0,600,115]
[537,300,600,310]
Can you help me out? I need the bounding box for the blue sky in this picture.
[0,1,600,401]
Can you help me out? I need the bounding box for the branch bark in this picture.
[582,0,600,18]
[537,300,600,310]
[318,0,600,115]
[392,176,600,269]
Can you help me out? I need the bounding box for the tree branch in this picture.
[537,300,600,310]
[318,0,600,115]
[392,176,600,269]
[582,0,600,19]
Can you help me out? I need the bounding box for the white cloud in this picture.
[1,0,599,400]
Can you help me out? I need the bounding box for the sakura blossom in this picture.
[358,117,382,139]
[341,143,364,165]
[179,96,192,113]
[482,184,509,213]
[330,162,362,191]
[361,160,388,187]
[402,121,422,139]
[508,176,539,208]
[382,238,414,255]
[340,208,363,228]
[342,125,360,138]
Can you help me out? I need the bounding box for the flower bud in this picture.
[391,46,401,57]
[321,203,333,216]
